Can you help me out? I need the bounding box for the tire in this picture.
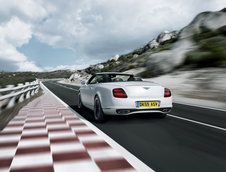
[78,92,84,109]
[94,96,105,123]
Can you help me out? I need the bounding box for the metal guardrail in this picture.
[0,80,40,111]
[38,78,64,82]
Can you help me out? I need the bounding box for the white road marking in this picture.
[168,114,226,132]
[174,101,226,112]
[41,82,154,172]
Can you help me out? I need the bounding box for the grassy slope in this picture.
[85,25,226,78]
[84,41,174,75]
[0,70,74,87]
[184,25,226,67]
[1,26,225,86]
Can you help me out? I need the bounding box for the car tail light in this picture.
[164,88,171,97]
[113,88,127,98]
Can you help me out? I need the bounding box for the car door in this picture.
[84,75,103,107]
[81,80,92,107]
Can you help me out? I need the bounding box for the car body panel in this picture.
[79,73,173,115]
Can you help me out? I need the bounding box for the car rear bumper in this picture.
[102,96,172,115]
[103,107,172,115]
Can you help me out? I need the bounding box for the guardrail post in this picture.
[35,86,39,93]
[0,86,1,111]
[0,80,40,111]
[18,83,25,103]
[6,85,15,108]
[31,84,35,96]
[25,82,31,99]
[35,81,39,93]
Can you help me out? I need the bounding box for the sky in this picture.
[0,0,225,72]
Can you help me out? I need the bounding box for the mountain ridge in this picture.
[69,7,226,81]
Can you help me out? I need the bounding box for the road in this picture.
[43,81,226,172]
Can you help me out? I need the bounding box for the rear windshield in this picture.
[88,74,140,84]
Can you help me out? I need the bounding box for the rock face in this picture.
[68,8,226,80]
[110,54,120,61]
[147,9,226,76]
[157,30,178,44]
[147,39,195,76]
[133,54,139,59]
[89,64,104,72]
[143,39,159,51]
[143,31,178,52]
[69,71,91,83]
[180,10,226,39]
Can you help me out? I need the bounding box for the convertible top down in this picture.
[78,72,172,122]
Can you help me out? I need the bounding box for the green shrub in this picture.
[151,43,171,53]
[126,64,135,70]
[184,50,225,67]
[193,29,217,42]
[200,36,226,51]
[132,48,143,55]
[186,25,226,68]
[139,71,152,78]
[0,70,74,87]
[118,55,126,61]
[217,25,226,36]
[193,25,226,42]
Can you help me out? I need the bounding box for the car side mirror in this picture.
[81,81,86,85]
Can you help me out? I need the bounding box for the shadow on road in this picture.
[70,105,167,124]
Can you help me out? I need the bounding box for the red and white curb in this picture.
[0,82,154,172]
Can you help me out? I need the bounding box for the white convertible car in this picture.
[78,72,172,122]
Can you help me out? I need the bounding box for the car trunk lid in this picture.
[125,84,164,99]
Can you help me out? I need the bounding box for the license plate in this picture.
[136,101,159,108]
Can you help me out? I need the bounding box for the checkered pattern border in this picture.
[0,92,136,172]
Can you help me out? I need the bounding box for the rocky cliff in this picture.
[147,8,226,76]
[69,8,226,82]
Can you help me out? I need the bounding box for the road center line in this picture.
[173,101,226,112]
[168,114,226,132]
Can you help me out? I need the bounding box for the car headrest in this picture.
[112,78,123,82]
[96,78,104,83]
[134,77,142,81]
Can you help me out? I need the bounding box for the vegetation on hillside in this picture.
[184,25,226,68]
[3,23,225,86]
[84,25,226,78]
[0,70,74,87]
[84,40,174,75]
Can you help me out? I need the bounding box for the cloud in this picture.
[1,16,32,47]
[17,61,43,72]
[44,64,89,72]
[33,0,226,59]
[0,0,225,71]
[0,0,49,22]
[0,16,42,71]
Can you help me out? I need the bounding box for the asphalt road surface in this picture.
[43,81,226,172]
